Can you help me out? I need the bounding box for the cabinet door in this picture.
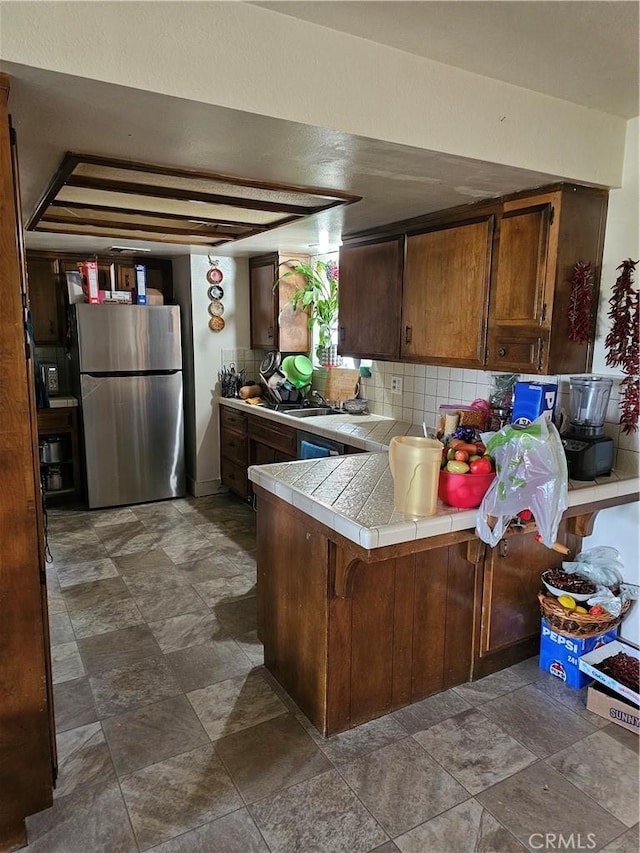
[401,217,493,367]
[480,526,566,658]
[27,257,64,344]
[486,194,557,371]
[338,238,403,360]
[249,254,278,350]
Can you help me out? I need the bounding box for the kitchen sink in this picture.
[286,407,340,418]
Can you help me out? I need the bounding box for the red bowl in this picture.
[438,470,496,509]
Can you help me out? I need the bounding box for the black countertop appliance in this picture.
[562,376,614,480]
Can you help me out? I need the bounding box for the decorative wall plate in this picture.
[207,267,224,285]
[209,316,225,332]
[208,299,225,317]
[207,284,224,300]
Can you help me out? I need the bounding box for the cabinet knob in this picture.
[339,326,345,343]
[498,347,507,357]
[267,326,274,339]
[405,326,412,344]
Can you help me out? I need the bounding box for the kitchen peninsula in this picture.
[232,402,640,736]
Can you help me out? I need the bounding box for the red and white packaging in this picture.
[79,261,100,304]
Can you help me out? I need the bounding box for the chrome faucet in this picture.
[310,390,331,407]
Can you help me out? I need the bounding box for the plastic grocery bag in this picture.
[562,546,625,589]
[475,415,568,549]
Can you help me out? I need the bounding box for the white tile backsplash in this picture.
[358,363,639,470]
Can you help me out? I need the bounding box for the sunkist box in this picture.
[586,682,639,735]
[512,382,557,425]
[539,618,617,689]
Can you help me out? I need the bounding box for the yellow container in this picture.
[388,436,444,517]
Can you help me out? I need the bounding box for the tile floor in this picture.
[21,493,638,852]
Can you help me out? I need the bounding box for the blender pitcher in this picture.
[388,436,444,516]
[569,376,612,434]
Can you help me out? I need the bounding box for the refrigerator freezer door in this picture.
[75,304,182,372]
[80,372,185,508]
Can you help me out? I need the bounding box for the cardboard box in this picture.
[586,682,639,735]
[539,618,617,689]
[134,264,147,305]
[512,382,557,425]
[79,260,99,304]
[579,640,640,705]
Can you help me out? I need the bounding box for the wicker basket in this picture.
[538,592,631,639]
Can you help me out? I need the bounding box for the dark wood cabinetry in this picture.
[255,482,608,736]
[27,257,65,344]
[477,523,567,676]
[402,216,493,367]
[486,186,608,373]
[249,417,297,465]
[249,253,310,353]
[219,407,249,500]
[337,238,403,360]
[26,252,174,347]
[339,183,607,374]
[37,408,81,502]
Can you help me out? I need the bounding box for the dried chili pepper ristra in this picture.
[605,258,639,434]
[567,261,594,344]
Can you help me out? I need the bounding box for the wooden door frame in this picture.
[0,72,55,853]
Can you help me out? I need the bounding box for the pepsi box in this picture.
[512,382,557,426]
[539,618,617,689]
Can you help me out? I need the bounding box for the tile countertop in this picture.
[224,398,640,550]
[219,397,424,450]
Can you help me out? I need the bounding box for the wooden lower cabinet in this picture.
[256,487,484,735]
[219,408,249,500]
[255,487,583,736]
[248,418,297,466]
[476,522,567,677]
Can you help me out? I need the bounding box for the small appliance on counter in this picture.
[40,362,59,396]
[562,375,614,480]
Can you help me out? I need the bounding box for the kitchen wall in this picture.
[3,2,626,190]
[173,254,251,496]
[581,117,639,645]
[358,366,637,473]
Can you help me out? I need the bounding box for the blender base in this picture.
[562,433,614,480]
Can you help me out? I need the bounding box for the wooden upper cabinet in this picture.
[249,253,310,353]
[486,186,608,374]
[27,257,65,344]
[401,217,493,367]
[337,237,403,360]
[250,254,278,350]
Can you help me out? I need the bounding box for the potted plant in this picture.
[275,259,339,363]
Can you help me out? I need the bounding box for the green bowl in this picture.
[282,355,313,385]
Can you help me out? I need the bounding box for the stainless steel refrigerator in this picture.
[72,304,185,508]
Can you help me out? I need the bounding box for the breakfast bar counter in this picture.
[248,452,638,736]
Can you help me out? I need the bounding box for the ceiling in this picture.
[255,1,639,119]
[4,0,638,260]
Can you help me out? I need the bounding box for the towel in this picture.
[300,440,331,459]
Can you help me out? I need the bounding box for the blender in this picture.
[562,376,614,480]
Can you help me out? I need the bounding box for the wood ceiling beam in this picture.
[41,213,245,239]
[65,176,318,214]
[48,200,268,231]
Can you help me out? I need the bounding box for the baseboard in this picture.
[188,477,227,498]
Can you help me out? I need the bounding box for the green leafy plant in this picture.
[275,259,339,348]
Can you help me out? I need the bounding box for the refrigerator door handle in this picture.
[84,369,181,378]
